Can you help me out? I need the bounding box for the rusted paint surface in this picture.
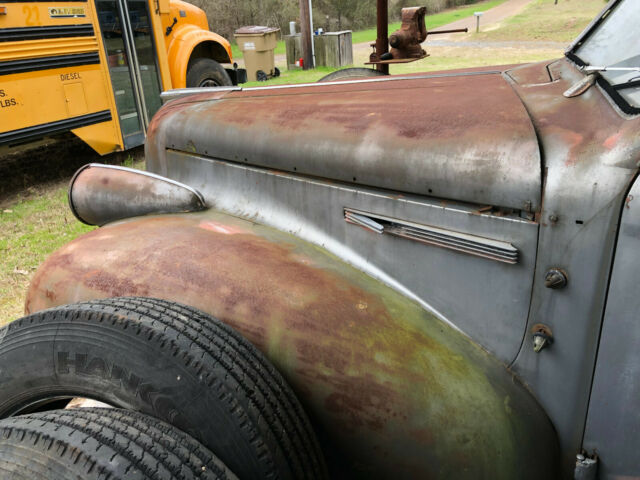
[147,71,541,212]
[506,57,640,475]
[513,59,640,171]
[26,211,558,479]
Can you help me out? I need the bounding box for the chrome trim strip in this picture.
[160,70,502,101]
[161,87,242,101]
[345,207,519,264]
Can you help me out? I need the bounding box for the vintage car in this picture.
[1,0,638,478]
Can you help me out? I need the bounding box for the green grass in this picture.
[351,0,507,45]
[242,66,340,87]
[230,0,507,62]
[0,185,96,324]
[474,0,606,43]
[0,158,145,325]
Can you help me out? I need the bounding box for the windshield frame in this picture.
[565,0,640,115]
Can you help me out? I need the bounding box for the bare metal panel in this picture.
[159,149,539,363]
[582,177,640,479]
[508,58,640,477]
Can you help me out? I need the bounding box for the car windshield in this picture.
[570,0,640,111]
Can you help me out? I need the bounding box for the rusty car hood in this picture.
[149,68,542,212]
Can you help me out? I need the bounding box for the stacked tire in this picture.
[0,298,327,480]
[0,408,236,479]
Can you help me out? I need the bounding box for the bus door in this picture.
[96,0,162,148]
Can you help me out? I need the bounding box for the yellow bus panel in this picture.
[0,2,94,29]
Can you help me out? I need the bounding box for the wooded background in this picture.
[190,0,487,41]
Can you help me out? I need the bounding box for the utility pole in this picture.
[376,0,389,75]
[299,0,313,70]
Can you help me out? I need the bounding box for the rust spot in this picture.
[604,132,622,150]
[84,271,149,298]
[323,374,398,432]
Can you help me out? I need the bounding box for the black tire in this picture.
[186,58,232,87]
[317,67,388,82]
[0,297,327,480]
[256,70,268,82]
[0,408,236,479]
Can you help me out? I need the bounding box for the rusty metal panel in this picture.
[507,58,640,477]
[25,211,559,479]
[152,149,539,364]
[151,70,541,213]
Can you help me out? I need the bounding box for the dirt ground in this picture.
[0,138,142,205]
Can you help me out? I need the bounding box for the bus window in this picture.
[126,0,162,122]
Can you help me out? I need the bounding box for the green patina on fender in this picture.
[26,210,559,479]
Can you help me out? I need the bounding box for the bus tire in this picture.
[186,58,233,87]
[0,297,327,480]
[0,408,236,480]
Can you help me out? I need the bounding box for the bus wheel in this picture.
[187,58,232,87]
[0,408,237,479]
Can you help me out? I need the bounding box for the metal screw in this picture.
[548,214,559,224]
[545,268,568,289]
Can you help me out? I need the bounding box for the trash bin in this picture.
[234,26,281,82]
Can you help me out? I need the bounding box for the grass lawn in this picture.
[0,184,95,324]
[474,0,607,43]
[243,66,339,87]
[0,157,143,325]
[230,0,507,62]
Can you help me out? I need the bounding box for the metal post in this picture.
[308,0,315,68]
[376,0,389,75]
[299,0,313,70]
[474,12,484,33]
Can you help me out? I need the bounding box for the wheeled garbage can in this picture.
[234,26,281,82]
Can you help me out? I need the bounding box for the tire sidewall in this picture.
[186,58,232,87]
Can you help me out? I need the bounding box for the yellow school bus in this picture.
[0,0,239,154]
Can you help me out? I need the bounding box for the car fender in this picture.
[167,26,232,89]
[25,210,559,479]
